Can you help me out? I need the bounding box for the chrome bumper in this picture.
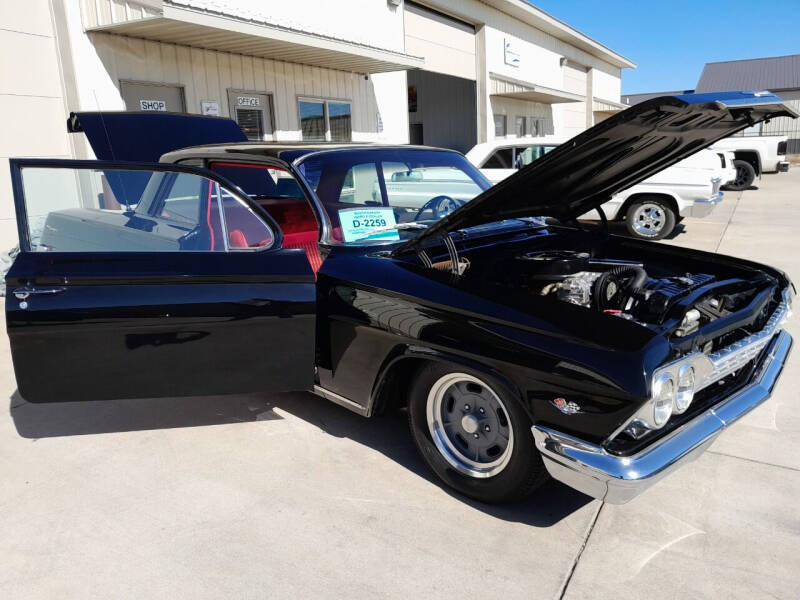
[778,161,790,173]
[688,191,723,218]
[533,329,792,504]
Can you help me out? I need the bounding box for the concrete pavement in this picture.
[1,170,799,599]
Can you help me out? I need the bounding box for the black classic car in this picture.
[6,91,796,504]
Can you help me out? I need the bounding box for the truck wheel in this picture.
[407,363,548,504]
[625,198,676,240]
[728,160,756,191]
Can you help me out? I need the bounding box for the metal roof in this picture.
[695,54,800,92]
[88,1,424,74]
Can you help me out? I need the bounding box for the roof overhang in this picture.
[592,97,627,112]
[87,3,424,75]
[489,73,584,103]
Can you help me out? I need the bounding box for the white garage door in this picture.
[404,1,476,81]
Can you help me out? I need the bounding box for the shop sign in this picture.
[237,96,260,107]
[139,99,167,111]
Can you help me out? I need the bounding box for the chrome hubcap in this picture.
[631,203,665,237]
[426,373,513,478]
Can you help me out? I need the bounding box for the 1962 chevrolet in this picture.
[6,91,797,504]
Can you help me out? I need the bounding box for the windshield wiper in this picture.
[354,222,428,241]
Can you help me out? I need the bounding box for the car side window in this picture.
[515,146,557,168]
[17,165,274,253]
[482,148,513,169]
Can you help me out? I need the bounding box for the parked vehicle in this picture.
[468,141,725,240]
[715,149,737,187]
[6,92,796,505]
[711,135,790,190]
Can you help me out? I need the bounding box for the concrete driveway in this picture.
[2,171,799,599]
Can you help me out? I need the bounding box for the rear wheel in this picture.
[727,159,756,191]
[624,197,676,240]
[407,363,548,503]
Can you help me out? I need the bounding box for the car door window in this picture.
[515,146,557,168]
[482,148,513,169]
[17,165,274,252]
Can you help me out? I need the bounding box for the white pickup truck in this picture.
[710,135,790,190]
[467,139,727,240]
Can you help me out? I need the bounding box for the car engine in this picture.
[515,250,761,335]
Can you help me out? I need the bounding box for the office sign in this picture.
[237,96,260,107]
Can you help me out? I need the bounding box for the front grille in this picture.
[606,288,791,456]
[698,294,790,391]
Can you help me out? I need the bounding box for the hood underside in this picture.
[67,111,247,163]
[397,91,798,253]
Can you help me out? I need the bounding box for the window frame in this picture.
[10,159,281,254]
[493,114,507,138]
[297,96,353,142]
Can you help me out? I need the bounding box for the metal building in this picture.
[0,0,634,250]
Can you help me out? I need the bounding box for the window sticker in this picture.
[339,207,400,243]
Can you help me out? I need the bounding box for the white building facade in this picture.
[0,0,633,249]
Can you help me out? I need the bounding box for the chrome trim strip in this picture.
[312,385,370,417]
[533,330,792,504]
[699,289,791,391]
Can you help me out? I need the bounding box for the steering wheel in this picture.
[414,195,464,221]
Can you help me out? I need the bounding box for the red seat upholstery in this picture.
[257,197,321,274]
[229,229,248,248]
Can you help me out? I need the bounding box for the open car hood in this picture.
[395,91,798,253]
[67,111,247,162]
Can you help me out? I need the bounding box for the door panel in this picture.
[227,90,274,141]
[7,160,315,402]
[120,81,186,113]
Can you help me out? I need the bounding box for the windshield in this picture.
[294,149,491,244]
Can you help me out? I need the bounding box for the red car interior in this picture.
[209,162,322,272]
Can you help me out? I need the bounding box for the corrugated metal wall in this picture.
[89,31,380,140]
[757,93,800,153]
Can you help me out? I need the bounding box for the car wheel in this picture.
[625,198,676,240]
[407,363,548,504]
[727,160,756,191]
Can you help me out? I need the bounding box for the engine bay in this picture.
[418,235,779,343]
[515,249,773,336]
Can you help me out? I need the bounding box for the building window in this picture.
[493,114,507,137]
[408,86,418,113]
[527,117,544,137]
[299,98,352,142]
[329,102,352,142]
[515,116,526,137]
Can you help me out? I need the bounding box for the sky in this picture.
[528,0,800,95]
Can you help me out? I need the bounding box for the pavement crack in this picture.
[706,450,800,472]
[557,501,603,600]
[714,189,743,253]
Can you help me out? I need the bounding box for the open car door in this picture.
[6,159,315,402]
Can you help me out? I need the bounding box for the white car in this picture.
[467,139,724,239]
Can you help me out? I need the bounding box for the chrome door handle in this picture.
[13,287,66,300]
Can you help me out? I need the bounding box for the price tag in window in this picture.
[339,207,399,243]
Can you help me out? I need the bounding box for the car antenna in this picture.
[92,91,132,211]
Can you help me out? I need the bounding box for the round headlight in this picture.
[652,373,675,427]
[675,365,695,414]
